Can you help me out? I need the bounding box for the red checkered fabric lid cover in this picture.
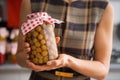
[21,12,63,35]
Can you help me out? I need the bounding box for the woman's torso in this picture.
[29,0,108,80]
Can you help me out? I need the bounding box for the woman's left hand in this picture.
[26,54,69,72]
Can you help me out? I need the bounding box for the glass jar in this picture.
[26,22,58,65]
[21,12,62,65]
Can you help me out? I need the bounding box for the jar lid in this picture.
[21,12,63,35]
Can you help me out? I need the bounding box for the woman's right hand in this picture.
[23,42,31,55]
[16,36,31,67]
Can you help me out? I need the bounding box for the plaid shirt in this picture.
[29,0,108,80]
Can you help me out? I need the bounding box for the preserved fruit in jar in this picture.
[21,12,63,65]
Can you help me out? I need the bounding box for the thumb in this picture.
[56,37,60,44]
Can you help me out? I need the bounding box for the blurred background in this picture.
[0,0,120,80]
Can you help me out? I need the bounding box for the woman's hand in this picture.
[26,54,69,72]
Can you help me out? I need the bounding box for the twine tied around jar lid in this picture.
[21,12,63,35]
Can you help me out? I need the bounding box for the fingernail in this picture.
[47,61,52,65]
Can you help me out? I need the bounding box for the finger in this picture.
[47,54,63,66]
[46,60,63,71]
[56,37,60,44]
[22,36,26,42]
[24,47,31,53]
[47,60,62,67]
[47,54,67,67]
[26,54,29,59]
[24,42,30,48]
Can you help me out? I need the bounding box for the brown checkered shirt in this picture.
[29,0,108,80]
